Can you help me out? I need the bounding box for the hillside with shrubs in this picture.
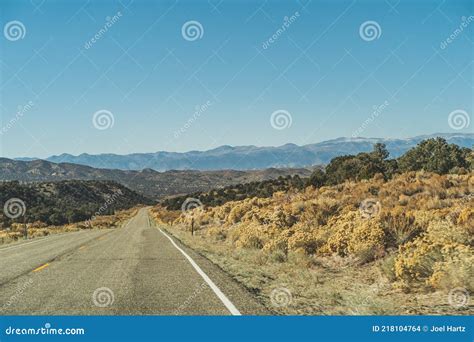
[0,207,138,245]
[0,180,153,229]
[162,138,472,211]
[162,174,309,210]
[152,138,473,314]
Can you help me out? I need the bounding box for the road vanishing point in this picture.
[0,208,268,315]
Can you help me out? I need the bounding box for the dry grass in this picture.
[152,172,473,315]
[0,207,139,245]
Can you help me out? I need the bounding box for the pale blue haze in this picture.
[0,0,472,158]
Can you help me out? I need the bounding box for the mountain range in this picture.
[4,133,472,200]
[19,133,474,171]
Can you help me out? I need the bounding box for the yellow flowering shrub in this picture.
[318,212,386,261]
[394,220,473,290]
[154,171,473,291]
[287,229,320,254]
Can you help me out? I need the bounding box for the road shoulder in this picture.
[150,220,270,315]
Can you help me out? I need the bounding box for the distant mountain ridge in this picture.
[24,133,473,171]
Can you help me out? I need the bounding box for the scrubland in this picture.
[0,207,139,245]
[152,171,473,315]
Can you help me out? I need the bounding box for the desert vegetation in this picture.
[0,207,139,245]
[0,180,152,228]
[163,138,472,211]
[0,180,148,245]
[152,139,473,315]
[0,158,312,200]
[162,174,308,210]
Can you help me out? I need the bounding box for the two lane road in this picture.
[0,208,267,315]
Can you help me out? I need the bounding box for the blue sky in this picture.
[0,0,472,158]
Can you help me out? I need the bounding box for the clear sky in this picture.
[0,0,472,158]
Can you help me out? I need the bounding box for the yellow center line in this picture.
[32,263,50,272]
[79,245,86,250]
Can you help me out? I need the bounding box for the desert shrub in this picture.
[428,245,474,291]
[301,197,340,227]
[379,254,397,282]
[28,228,50,238]
[424,197,449,210]
[229,224,266,249]
[395,241,443,281]
[262,230,291,254]
[456,207,474,228]
[227,201,254,224]
[398,194,409,206]
[206,225,228,241]
[237,235,263,249]
[288,230,321,254]
[319,212,358,256]
[394,220,473,289]
[269,208,298,228]
[380,212,422,248]
[319,212,386,262]
[152,208,181,224]
[347,221,386,263]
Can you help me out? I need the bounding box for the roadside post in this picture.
[23,216,28,240]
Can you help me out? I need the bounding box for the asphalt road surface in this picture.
[0,208,268,315]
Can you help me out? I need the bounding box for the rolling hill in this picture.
[0,180,153,227]
[0,158,312,200]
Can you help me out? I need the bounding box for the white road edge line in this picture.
[158,228,242,316]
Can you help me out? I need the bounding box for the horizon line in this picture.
[6,132,473,160]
